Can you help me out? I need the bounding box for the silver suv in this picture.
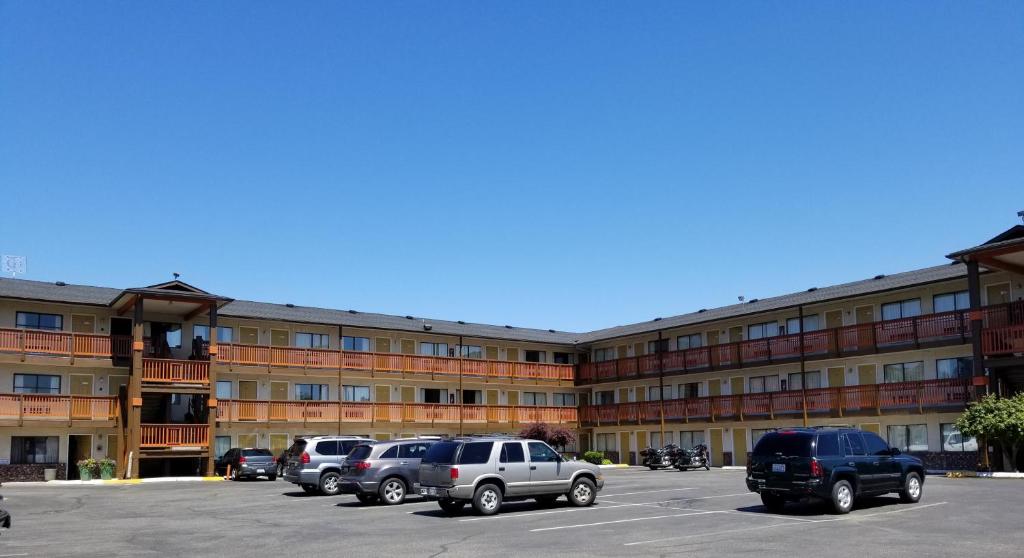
[339,439,436,505]
[283,436,375,495]
[418,436,604,515]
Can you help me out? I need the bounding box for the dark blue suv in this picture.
[746,427,925,514]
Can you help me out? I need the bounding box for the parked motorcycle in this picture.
[0,484,10,533]
[673,444,711,471]
[640,444,679,470]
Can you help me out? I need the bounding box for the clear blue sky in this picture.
[1,2,1021,332]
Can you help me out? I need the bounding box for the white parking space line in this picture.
[530,510,726,532]
[624,502,949,546]
[599,488,698,497]
[456,501,677,522]
[603,491,754,506]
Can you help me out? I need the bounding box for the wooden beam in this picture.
[184,303,213,322]
[977,256,1024,277]
[116,295,139,316]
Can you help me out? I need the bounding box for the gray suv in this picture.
[340,439,436,505]
[418,436,604,515]
[283,436,375,495]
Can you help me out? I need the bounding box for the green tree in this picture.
[954,393,1024,472]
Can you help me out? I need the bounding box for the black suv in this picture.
[746,427,924,514]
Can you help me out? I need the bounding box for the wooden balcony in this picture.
[216,344,574,382]
[579,308,987,384]
[141,358,210,385]
[981,301,1024,357]
[0,393,119,424]
[580,379,970,426]
[0,328,131,362]
[216,400,578,426]
[140,424,210,448]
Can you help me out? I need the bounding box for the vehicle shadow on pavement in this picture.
[735,495,905,517]
[332,497,430,508]
[408,500,572,518]
[282,491,320,497]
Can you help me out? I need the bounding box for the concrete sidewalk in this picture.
[7,476,224,487]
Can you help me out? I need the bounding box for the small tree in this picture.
[955,393,1024,472]
[519,422,550,442]
[547,425,577,452]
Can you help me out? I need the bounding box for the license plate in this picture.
[771,464,786,473]
[422,487,438,496]
[256,469,265,474]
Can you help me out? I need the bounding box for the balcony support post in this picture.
[458,335,464,436]
[206,302,219,476]
[338,326,344,436]
[799,305,808,427]
[657,331,666,446]
[124,298,144,479]
[967,260,987,400]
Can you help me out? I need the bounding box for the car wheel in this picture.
[704,464,711,471]
[319,472,342,496]
[567,477,597,507]
[438,498,466,515]
[648,465,658,470]
[760,492,786,513]
[534,494,559,506]
[277,463,285,476]
[267,475,277,482]
[356,493,379,505]
[379,477,407,505]
[301,484,319,494]
[230,468,240,481]
[830,480,854,514]
[900,472,923,503]
[472,484,503,516]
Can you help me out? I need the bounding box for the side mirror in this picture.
[890,448,901,456]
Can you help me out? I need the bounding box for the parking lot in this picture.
[2,468,1023,557]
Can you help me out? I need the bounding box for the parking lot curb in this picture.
[5,476,224,487]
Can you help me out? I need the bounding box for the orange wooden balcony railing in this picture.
[140,424,210,448]
[580,379,970,426]
[215,343,574,382]
[0,328,132,360]
[577,306,1014,384]
[216,400,579,426]
[141,358,210,384]
[0,393,120,422]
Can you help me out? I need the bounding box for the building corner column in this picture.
[206,303,219,476]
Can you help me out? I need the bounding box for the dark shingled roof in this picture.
[575,263,969,343]
[0,262,971,346]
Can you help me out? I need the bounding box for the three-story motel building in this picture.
[0,223,1022,479]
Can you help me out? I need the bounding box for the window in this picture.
[678,383,700,399]
[528,442,560,462]
[420,342,448,356]
[215,436,232,459]
[215,380,232,399]
[522,392,548,406]
[651,431,675,448]
[864,431,892,455]
[399,443,431,459]
[933,291,970,313]
[151,322,182,349]
[751,429,775,448]
[679,431,705,448]
[647,339,669,354]
[937,357,972,379]
[524,350,546,363]
[883,361,924,383]
[461,390,482,404]
[595,433,616,451]
[553,352,573,364]
[787,371,821,390]
[380,445,400,459]
[296,333,330,349]
[339,440,363,455]
[342,336,371,352]
[16,311,63,331]
[553,393,577,406]
[815,433,841,457]
[594,391,615,405]
[458,345,483,359]
[315,440,340,455]
[881,298,922,320]
[458,442,493,464]
[749,375,780,393]
[647,386,663,401]
[677,334,702,350]
[13,374,61,394]
[423,442,458,464]
[941,424,977,452]
[785,315,819,334]
[295,384,329,401]
[192,325,233,343]
[887,425,927,452]
[594,348,617,362]
[500,442,526,463]
[747,321,780,340]
[842,433,866,456]
[11,436,59,464]
[343,385,370,402]
[422,388,448,404]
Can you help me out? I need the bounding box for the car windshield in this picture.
[753,432,813,457]
[242,449,272,457]
[422,441,459,464]
[347,445,373,461]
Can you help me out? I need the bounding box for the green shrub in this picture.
[601,459,613,465]
[582,451,604,465]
